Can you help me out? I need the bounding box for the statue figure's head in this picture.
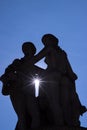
[22,42,36,57]
[42,34,59,47]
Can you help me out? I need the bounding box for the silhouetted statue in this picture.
[32,34,87,127]
[0,35,87,129]
[0,42,46,130]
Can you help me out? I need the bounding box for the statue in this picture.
[32,34,87,127]
[0,35,87,130]
[0,42,45,130]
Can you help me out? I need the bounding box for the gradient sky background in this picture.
[0,0,87,130]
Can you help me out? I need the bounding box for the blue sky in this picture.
[0,0,87,129]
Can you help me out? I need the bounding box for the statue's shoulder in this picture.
[58,46,67,57]
[12,58,21,64]
[5,58,21,73]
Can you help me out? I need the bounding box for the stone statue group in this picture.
[0,34,87,130]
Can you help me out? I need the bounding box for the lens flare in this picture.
[34,78,40,97]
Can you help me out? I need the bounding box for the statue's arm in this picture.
[0,59,20,95]
[31,46,53,64]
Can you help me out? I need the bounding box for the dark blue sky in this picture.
[0,0,87,129]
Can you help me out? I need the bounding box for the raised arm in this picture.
[30,46,53,64]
